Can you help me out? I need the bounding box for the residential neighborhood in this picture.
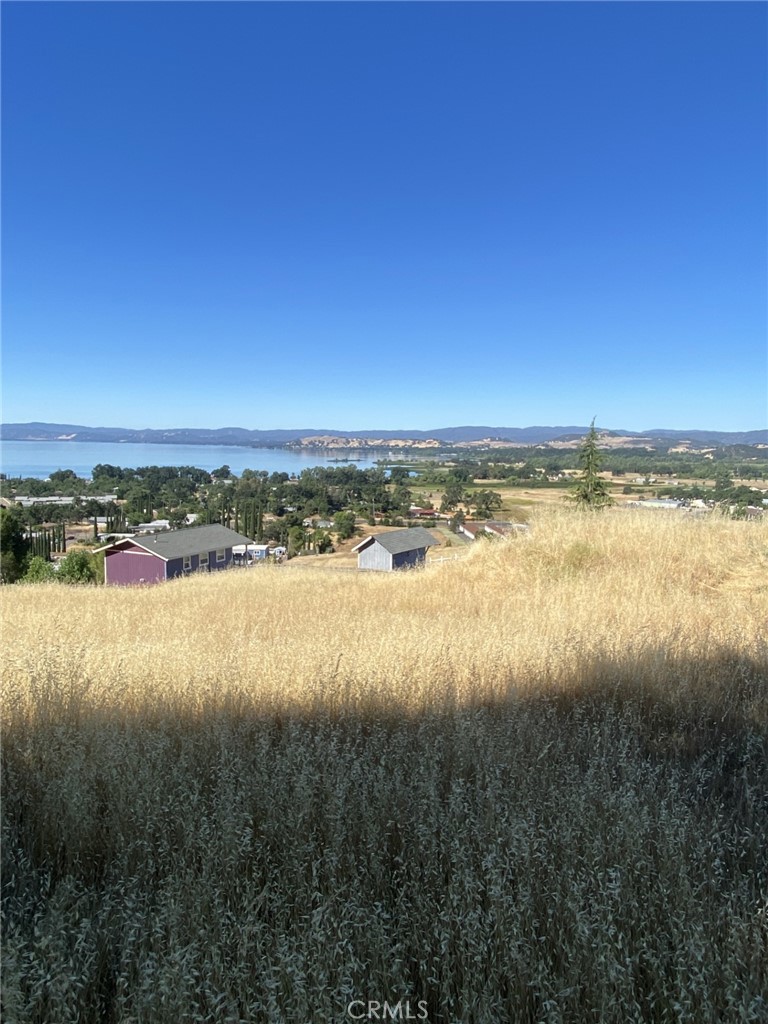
[1,442,766,586]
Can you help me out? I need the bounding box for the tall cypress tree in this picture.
[571,419,614,510]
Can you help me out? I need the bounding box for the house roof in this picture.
[97,524,253,561]
[352,526,439,556]
[485,520,529,535]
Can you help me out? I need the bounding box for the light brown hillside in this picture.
[2,509,766,1024]
[3,508,765,715]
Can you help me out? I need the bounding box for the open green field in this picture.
[2,509,767,1023]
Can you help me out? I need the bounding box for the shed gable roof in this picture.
[353,526,439,556]
[100,524,252,561]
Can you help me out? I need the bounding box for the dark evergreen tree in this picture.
[571,420,614,510]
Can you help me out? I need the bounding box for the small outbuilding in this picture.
[98,523,254,585]
[352,526,438,572]
[232,543,271,563]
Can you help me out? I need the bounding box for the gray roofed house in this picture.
[352,526,439,571]
[97,524,255,585]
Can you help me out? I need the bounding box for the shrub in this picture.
[57,550,99,584]
[21,556,56,583]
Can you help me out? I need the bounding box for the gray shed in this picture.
[352,527,438,571]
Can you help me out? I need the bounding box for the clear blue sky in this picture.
[2,1,766,433]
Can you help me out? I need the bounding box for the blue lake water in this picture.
[0,440,388,479]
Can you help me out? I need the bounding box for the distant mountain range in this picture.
[2,421,766,449]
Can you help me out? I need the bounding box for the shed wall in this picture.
[357,542,394,572]
[392,547,427,570]
[105,547,166,586]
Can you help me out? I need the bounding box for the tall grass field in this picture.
[2,509,767,1023]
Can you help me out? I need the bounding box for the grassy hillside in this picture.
[2,510,767,1023]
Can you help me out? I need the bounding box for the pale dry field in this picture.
[2,509,767,1023]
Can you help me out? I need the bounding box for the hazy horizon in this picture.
[2,418,765,438]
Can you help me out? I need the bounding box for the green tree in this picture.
[389,466,411,485]
[571,420,614,510]
[439,481,465,513]
[168,508,187,529]
[287,525,306,557]
[315,531,334,554]
[48,468,85,494]
[449,510,465,533]
[471,489,503,519]
[22,555,56,583]
[390,484,413,514]
[0,507,30,583]
[57,550,99,584]
[714,467,734,498]
[333,510,357,540]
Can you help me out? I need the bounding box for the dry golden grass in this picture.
[2,509,767,1023]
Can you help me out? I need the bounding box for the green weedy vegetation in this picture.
[2,509,767,1023]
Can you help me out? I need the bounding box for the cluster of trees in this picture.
[3,443,762,582]
[416,448,768,484]
[0,468,90,499]
[440,485,503,519]
[91,464,212,528]
[656,469,765,509]
[473,460,565,484]
[416,467,504,519]
[251,468,414,555]
[0,508,101,584]
[0,464,422,573]
[570,427,764,514]
[27,523,68,560]
[23,551,100,585]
